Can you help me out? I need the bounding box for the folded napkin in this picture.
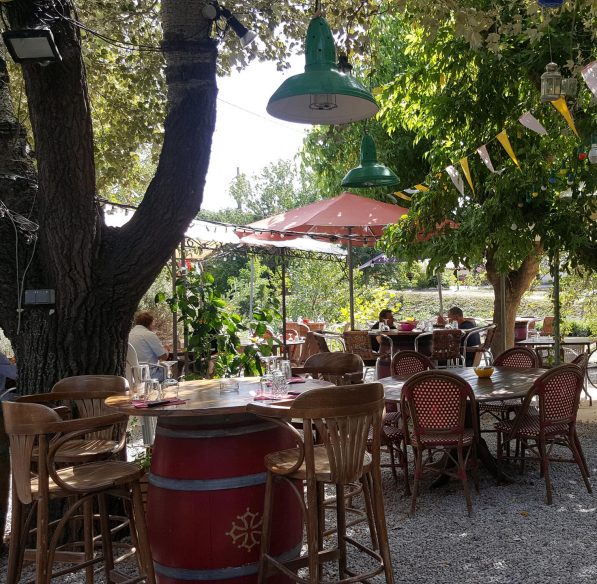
[253,393,298,401]
[132,398,186,409]
[288,377,306,384]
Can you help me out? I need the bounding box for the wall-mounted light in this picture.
[202,1,257,49]
[2,28,62,65]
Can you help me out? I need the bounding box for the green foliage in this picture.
[339,285,402,329]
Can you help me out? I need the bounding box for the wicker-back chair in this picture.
[296,352,364,385]
[2,400,155,584]
[248,384,394,583]
[541,316,554,336]
[495,364,591,504]
[401,370,479,515]
[494,346,539,368]
[390,350,435,376]
[417,329,464,367]
[342,331,378,365]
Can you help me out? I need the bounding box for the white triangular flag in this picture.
[445,165,464,195]
[518,111,547,136]
[476,145,497,173]
[581,61,597,100]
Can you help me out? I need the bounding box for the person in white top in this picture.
[129,311,168,379]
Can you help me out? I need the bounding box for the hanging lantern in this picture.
[267,16,378,125]
[341,133,399,188]
[589,142,597,165]
[541,62,562,102]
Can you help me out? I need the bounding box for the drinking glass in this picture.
[259,373,273,397]
[144,378,162,401]
[279,359,292,380]
[271,370,288,398]
[131,364,150,400]
[219,378,240,394]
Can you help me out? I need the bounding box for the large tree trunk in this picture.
[0,0,217,393]
[486,244,542,353]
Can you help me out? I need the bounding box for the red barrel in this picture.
[148,414,302,584]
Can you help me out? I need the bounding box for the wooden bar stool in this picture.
[248,383,394,584]
[2,400,155,584]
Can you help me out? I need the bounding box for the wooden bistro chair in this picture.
[248,384,394,584]
[415,329,464,368]
[463,324,497,366]
[495,364,591,504]
[293,352,364,386]
[401,370,479,515]
[2,400,155,584]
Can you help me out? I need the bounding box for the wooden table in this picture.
[106,377,331,584]
[377,367,546,483]
[516,336,597,352]
[368,329,431,355]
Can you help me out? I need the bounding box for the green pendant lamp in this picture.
[267,15,378,125]
[341,133,400,188]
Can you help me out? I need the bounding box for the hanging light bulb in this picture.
[267,16,378,124]
[341,133,399,188]
[541,62,562,102]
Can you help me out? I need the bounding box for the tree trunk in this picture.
[0,0,217,393]
[486,244,542,353]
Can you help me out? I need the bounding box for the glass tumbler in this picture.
[271,370,288,398]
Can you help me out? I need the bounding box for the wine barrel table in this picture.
[106,377,332,584]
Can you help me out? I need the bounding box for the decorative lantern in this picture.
[541,62,562,102]
[589,141,597,165]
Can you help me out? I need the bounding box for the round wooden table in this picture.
[377,366,547,483]
[106,377,331,584]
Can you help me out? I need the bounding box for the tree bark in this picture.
[0,0,217,393]
[486,244,542,353]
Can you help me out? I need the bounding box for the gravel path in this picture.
[3,421,597,584]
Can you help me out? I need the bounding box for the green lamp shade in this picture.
[267,17,378,125]
[341,134,400,188]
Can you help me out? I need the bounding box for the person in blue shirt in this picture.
[0,351,17,390]
[447,306,480,367]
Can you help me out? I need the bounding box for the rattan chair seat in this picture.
[265,444,372,481]
[495,416,570,438]
[479,399,522,413]
[383,411,400,426]
[411,428,475,448]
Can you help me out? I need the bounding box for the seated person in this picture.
[129,311,168,381]
[370,309,396,352]
[447,306,480,367]
[0,350,17,391]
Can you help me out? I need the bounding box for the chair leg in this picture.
[316,482,325,551]
[538,440,553,505]
[97,494,115,583]
[359,473,378,550]
[410,447,422,516]
[573,431,590,478]
[83,498,95,584]
[369,465,395,584]
[335,483,348,578]
[569,432,592,494]
[457,446,473,516]
[402,440,411,497]
[305,477,320,584]
[36,494,50,584]
[130,481,156,584]
[257,472,275,584]
[6,492,24,584]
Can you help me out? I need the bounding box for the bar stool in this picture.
[2,400,155,584]
[248,383,394,584]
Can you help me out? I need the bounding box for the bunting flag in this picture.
[404,188,420,195]
[414,184,429,191]
[496,130,521,170]
[476,145,497,173]
[393,191,412,201]
[459,157,475,195]
[550,97,579,137]
[581,61,597,99]
[518,111,547,136]
[445,165,465,195]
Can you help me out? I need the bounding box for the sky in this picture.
[202,54,310,211]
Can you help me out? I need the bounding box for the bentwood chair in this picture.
[463,324,497,366]
[342,331,378,380]
[248,384,394,584]
[495,364,591,504]
[293,352,364,386]
[401,370,479,515]
[2,401,155,584]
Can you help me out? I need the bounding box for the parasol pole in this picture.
[436,267,444,314]
[281,249,288,358]
[553,251,561,365]
[348,227,355,330]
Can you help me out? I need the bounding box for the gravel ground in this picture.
[3,403,597,583]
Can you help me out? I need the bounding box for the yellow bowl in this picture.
[474,367,494,378]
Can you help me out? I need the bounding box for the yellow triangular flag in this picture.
[414,184,429,192]
[459,157,475,195]
[550,97,579,137]
[496,130,521,170]
[393,191,412,201]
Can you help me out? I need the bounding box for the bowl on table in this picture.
[399,321,417,331]
[474,366,494,378]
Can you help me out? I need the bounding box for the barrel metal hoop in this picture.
[148,471,267,491]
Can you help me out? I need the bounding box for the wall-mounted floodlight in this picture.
[202,1,257,49]
[2,28,62,64]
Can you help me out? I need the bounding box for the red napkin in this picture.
[132,398,187,409]
[288,377,306,384]
[253,393,297,401]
